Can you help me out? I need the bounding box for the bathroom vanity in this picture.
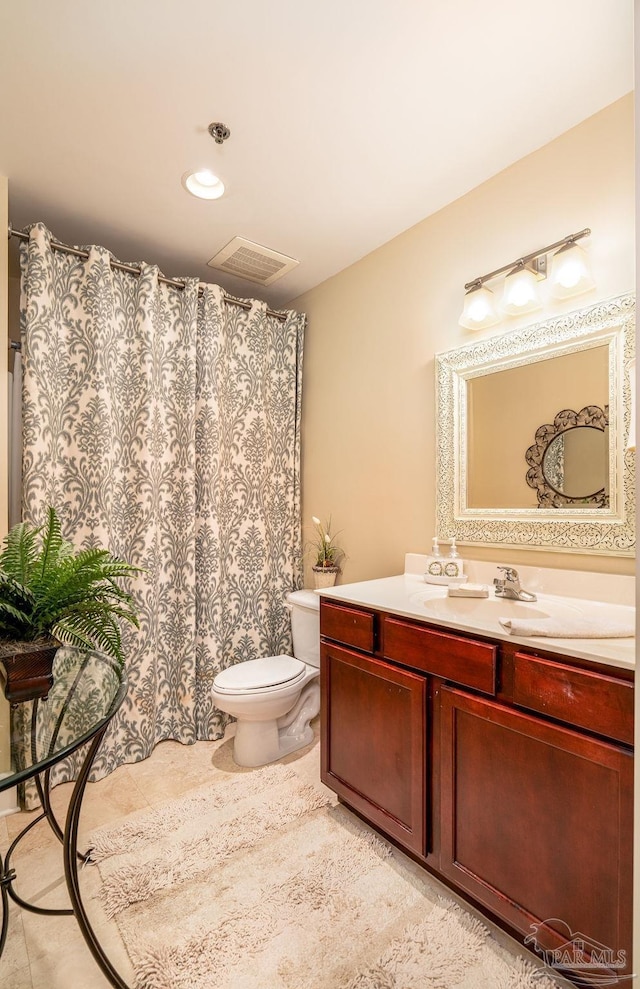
[319,568,634,988]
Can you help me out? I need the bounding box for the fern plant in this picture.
[0,507,140,667]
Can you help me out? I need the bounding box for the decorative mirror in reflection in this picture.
[525,405,609,508]
[435,293,635,555]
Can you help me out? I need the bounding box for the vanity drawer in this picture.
[320,601,376,653]
[512,652,634,746]
[384,618,496,695]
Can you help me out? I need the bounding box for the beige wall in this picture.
[292,95,635,584]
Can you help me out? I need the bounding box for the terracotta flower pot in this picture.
[0,639,59,703]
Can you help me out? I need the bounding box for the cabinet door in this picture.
[321,642,427,855]
[440,685,632,985]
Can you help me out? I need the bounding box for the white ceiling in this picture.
[0,1,634,307]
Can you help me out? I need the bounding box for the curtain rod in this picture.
[8,225,288,322]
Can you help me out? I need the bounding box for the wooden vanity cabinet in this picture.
[320,602,499,859]
[321,641,427,854]
[320,601,427,853]
[439,684,633,985]
[320,598,634,988]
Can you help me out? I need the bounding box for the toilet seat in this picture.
[213,655,306,694]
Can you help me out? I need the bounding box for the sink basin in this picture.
[419,597,550,623]
[407,587,585,632]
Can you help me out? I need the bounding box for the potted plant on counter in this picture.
[309,516,344,589]
[0,507,140,702]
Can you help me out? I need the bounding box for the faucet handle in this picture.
[497,565,519,581]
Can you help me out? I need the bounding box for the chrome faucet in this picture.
[493,566,537,602]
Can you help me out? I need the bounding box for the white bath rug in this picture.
[89,762,564,989]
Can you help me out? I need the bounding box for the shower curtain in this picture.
[15,223,305,789]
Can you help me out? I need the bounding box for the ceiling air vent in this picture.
[207,237,299,286]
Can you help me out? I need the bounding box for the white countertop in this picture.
[318,571,636,672]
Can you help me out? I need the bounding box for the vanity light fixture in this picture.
[459,283,500,330]
[459,228,592,330]
[182,169,225,200]
[548,240,595,299]
[501,262,543,316]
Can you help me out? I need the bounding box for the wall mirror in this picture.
[435,293,635,555]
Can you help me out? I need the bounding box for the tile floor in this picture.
[0,721,333,989]
[0,721,568,989]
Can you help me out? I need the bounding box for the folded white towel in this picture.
[499,617,635,639]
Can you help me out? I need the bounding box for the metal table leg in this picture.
[4,808,74,915]
[63,725,130,989]
[0,650,128,983]
[0,852,12,957]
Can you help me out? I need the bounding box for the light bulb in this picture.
[459,284,500,330]
[182,169,225,200]
[501,266,542,316]
[556,258,582,288]
[549,242,594,299]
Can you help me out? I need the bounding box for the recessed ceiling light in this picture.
[182,169,225,200]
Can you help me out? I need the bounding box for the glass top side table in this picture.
[0,646,129,989]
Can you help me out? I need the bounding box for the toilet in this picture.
[212,589,320,767]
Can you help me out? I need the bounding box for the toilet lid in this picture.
[213,655,306,693]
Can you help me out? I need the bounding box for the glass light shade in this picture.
[458,284,500,330]
[182,169,225,200]
[548,242,594,299]
[501,265,542,315]
[626,358,636,451]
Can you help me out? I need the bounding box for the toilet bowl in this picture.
[212,590,320,767]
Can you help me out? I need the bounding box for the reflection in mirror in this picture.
[435,293,635,555]
[526,405,609,508]
[543,429,605,497]
[467,346,608,510]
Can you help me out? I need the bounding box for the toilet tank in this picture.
[285,590,320,668]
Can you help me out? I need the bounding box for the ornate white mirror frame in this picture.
[435,293,635,556]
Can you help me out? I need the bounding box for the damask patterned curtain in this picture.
[17,223,304,788]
